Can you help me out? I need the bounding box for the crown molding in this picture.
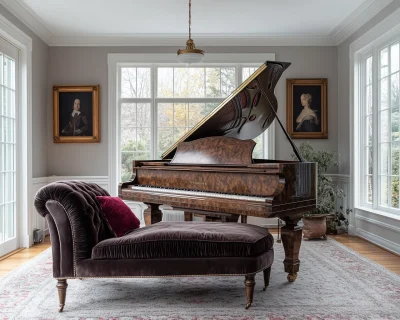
[0,0,53,44]
[49,34,335,47]
[1,0,393,47]
[331,0,393,45]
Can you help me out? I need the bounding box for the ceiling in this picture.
[0,0,393,46]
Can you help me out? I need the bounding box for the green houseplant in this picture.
[294,143,345,239]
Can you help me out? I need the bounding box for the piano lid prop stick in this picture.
[256,78,304,162]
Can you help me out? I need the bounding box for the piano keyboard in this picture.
[131,186,268,202]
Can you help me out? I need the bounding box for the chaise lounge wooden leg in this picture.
[263,266,271,291]
[244,274,255,309]
[56,279,68,312]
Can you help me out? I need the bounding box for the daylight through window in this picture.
[360,40,400,212]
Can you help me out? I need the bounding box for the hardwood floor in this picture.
[0,233,399,278]
[0,236,51,277]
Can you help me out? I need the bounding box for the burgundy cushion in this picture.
[96,196,140,237]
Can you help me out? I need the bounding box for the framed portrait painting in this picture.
[286,79,328,139]
[53,85,100,143]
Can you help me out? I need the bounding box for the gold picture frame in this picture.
[286,79,328,139]
[53,85,100,143]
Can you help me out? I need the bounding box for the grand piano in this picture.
[119,61,317,282]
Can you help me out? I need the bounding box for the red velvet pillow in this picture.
[96,196,141,237]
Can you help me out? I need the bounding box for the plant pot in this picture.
[302,214,329,240]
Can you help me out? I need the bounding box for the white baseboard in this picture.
[353,208,400,255]
[356,228,400,255]
[348,224,356,235]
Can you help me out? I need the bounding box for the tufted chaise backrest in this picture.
[34,181,115,277]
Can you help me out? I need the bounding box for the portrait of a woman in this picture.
[286,78,327,139]
[295,93,321,132]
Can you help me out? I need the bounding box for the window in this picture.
[118,64,269,182]
[359,39,400,213]
[0,37,18,255]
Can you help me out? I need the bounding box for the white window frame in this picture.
[108,53,275,196]
[0,13,32,248]
[351,8,400,219]
[0,37,19,256]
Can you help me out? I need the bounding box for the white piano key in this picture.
[131,186,267,202]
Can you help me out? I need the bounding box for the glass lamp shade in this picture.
[177,38,205,64]
[177,51,205,64]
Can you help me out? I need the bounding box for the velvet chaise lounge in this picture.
[34,181,274,311]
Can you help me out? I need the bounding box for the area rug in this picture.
[0,238,399,320]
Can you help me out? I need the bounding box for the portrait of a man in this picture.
[53,85,100,143]
[59,94,92,136]
[286,79,327,139]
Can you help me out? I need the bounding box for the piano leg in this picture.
[281,217,302,282]
[143,203,163,226]
[240,215,248,224]
[184,212,193,221]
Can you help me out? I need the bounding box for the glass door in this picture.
[0,37,18,257]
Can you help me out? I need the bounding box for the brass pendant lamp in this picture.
[177,0,205,64]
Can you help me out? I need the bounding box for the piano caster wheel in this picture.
[287,273,297,282]
[245,302,252,309]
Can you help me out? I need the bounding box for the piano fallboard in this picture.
[120,188,316,219]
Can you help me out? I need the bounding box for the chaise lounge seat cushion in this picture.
[92,221,274,260]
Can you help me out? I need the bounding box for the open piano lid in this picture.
[162,61,291,160]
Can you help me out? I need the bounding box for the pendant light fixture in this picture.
[177,0,205,64]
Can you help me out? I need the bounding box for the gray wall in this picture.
[0,4,49,178]
[48,46,338,175]
[337,0,400,174]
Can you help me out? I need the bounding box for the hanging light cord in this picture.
[188,0,192,40]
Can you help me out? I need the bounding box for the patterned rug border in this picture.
[322,237,400,281]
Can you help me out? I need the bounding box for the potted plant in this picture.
[326,207,351,235]
[294,143,345,240]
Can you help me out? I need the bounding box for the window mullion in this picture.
[372,48,380,209]
[358,54,368,206]
[388,47,392,208]
[236,64,242,86]
[120,98,151,103]
[155,98,224,103]
[360,57,367,206]
[203,68,206,97]
[152,65,157,159]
